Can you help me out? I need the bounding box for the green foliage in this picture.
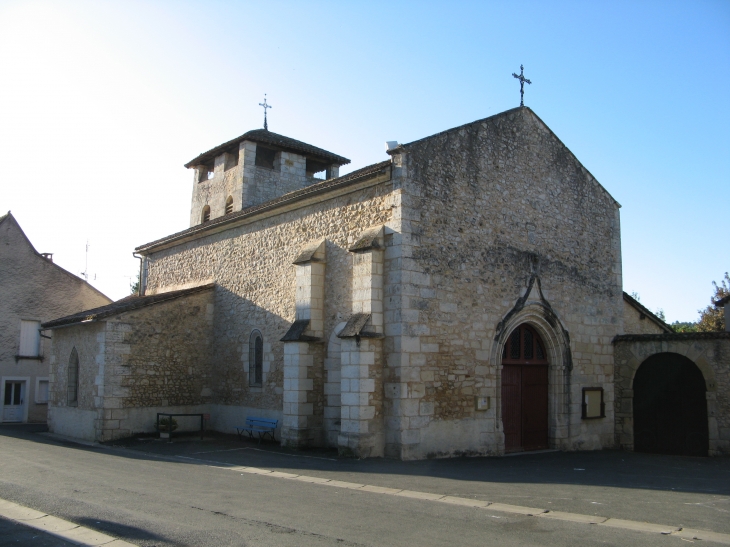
[130,272,140,295]
[655,309,666,322]
[671,321,698,333]
[697,272,728,332]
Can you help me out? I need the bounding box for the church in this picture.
[42,106,730,459]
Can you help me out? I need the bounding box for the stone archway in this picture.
[492,302,573,454]
[633,352,708,457]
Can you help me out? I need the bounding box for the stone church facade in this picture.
[43,107,730,458]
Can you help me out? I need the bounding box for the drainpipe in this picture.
[132,252,146,297]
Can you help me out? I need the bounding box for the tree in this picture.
[697,272,729,332]
[671,321,698,333]
[130,272,140,295]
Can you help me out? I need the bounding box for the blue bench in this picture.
[236,417,278,443]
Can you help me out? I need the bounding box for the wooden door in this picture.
[501,325,549,452]
[633,353,708,457]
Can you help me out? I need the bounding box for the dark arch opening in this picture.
[633,352,708,457]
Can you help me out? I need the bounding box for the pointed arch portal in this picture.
[501,323,549,452]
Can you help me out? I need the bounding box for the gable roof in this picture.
[622,292,674,333]
[184,129,350,169]
[1,211,111,303]
[42,283,215,329]
[398,106,620,208]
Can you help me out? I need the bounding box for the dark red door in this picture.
[501,325,549,453]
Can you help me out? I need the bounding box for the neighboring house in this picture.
[44,106,730,458]
[0,212,112,423]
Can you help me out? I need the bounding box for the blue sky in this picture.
[0,0,727,322]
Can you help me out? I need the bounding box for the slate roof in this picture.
[136,160,392,253]
[42,284,215,329]
[184,129,350,169]
[622,292,674,333]
[715,294,730,307]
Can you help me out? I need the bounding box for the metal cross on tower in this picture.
[512,65,532,107]
[259,94,272,131]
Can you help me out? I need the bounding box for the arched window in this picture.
[249,330,263,387]
[201,205,211,223]
[67,347,79,406]
[225,196,233,215]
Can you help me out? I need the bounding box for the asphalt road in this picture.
[0,425,728,547]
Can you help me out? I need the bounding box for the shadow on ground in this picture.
[2,423,728,498]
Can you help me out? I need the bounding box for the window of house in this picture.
[255,146,276,170]
[67,348,79,406]
[249,330,263,387]
[19,320,41,357]
[36,378,49,404]
[201,205,211,223]
[225,196,233,215]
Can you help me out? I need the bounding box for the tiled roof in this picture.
[42,284,215,329]
[715,294,730,307]
[184,129,350,168]
[136,160,392,253]
[622,292,674,333]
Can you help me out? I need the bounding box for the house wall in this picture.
[623,301,668,335]
[614,334,730,456]
[384,107,623,458]
[144,181,396,444]
[0,215,111,423]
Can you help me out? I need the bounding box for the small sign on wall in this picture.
[582,387,605,419]
[475,396,490,411]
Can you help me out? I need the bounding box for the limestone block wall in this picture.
[144,182,396,430]
[623,301,669,335]
[242,145,323,209]
[190,144,244,226]
[614,334,730,456]
[47,323,105,440]
[386,107,622,458]
[47,288,215,441]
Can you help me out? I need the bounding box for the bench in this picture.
[236,417,278,443]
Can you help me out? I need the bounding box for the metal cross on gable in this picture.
[512,65,532,107]
[259,94,272,131]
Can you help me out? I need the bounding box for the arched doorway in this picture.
[501,324,549,452]
[633,353,708,457]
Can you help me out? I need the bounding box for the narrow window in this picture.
[225,196,233,215]
[249,330,263,387]
[19,320,41,357]
[67,347,79,406]
[255,146,276,169]
[201,205,211,223]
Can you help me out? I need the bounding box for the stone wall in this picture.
[48,322,105,440]
[0,214,111,423]
[623,300,669,335]
[190,145,243,226]
[144,181,396,440]
[614,333,730,456]
[47,288,215,441]
[384,107,622,458]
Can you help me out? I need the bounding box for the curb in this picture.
[0,498,137,547]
